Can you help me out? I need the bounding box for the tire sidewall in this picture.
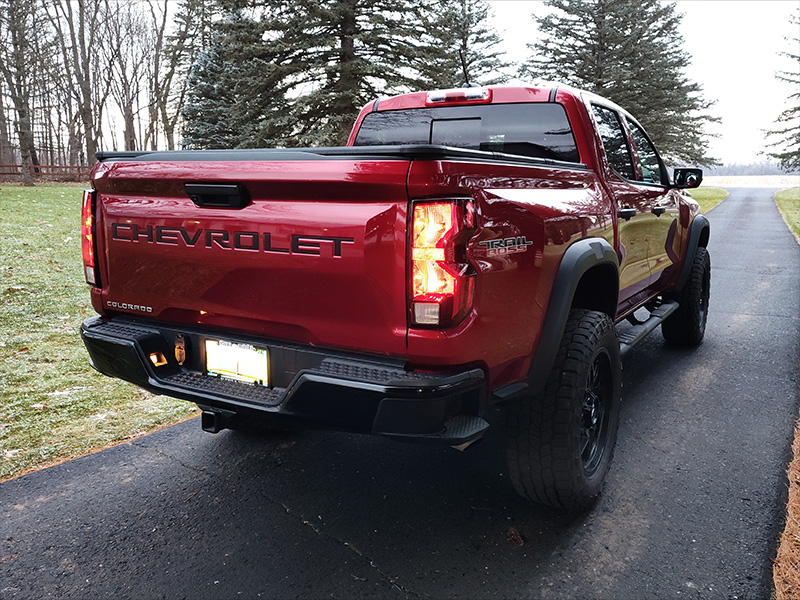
[505,309,622,510]
[571,313,622,498]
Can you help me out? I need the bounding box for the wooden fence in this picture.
[0,164,91,181]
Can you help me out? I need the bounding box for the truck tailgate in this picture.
[92,157,410,356]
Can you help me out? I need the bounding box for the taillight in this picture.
[410,200,475,327]
[81,189,98,285]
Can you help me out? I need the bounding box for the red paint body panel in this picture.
[91,159,411,356]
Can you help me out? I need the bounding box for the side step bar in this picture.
[618,300,679,357]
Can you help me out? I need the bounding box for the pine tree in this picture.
[182,0,515,149]
[181,9,293,148]
[520,0,717,166]
[182,0,434,148]
[258,0,433,146]
[766,9,800,172]
[415,0,510,89]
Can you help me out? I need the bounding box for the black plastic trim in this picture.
[80,316,487,443]
[675,214,710,292]
[185,183,250,209]
[526,238,619,395]
[95,145,587,171]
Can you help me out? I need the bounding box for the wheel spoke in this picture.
[581,354,610,473]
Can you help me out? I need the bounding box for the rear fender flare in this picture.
[494,238,619,401]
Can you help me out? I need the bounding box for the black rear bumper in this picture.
[80,317,488,444]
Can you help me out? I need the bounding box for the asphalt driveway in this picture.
[1,187,798,599]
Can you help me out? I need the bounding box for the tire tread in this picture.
[505,309,621,511]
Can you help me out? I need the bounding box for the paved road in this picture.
[2,188,799,599]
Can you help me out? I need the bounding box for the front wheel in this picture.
[505,309,622,511]
[662,246,711,346]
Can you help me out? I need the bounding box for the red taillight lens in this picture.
[410,200,475,327]
[81,189,97,285]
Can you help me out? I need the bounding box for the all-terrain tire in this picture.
[505,309,622,511]
[661,246,711,346]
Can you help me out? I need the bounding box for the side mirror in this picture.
[673,168,703,189]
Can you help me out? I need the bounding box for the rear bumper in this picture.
[80,317,488,444]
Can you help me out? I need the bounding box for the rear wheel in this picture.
[505,309,622,511]
[662,247,710,346]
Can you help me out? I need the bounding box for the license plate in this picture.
[205,339,269,386]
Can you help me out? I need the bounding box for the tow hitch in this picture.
[201,409,235,434]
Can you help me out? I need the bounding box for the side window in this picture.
[591,105,635,181]
[629,121,664,185]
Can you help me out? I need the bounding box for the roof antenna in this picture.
[459,49,478,88]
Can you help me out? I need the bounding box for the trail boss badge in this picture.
[478,236,534,256]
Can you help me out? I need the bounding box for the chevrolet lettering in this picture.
[110,223,355,257]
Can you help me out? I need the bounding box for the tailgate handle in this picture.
[185,183,250,209]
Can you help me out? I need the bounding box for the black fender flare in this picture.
[674,214,710,293]
[493,237,619,402]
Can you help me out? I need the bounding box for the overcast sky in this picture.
[486,0,799,166]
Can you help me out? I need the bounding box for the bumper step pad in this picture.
[163,371,285,406]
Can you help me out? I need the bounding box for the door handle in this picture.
[619,208,637,221]
[652,206,667,216]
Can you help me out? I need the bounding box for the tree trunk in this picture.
[12,97,35,185]
[334,0,358,145]
[0,98,14,166]
[123,102,136,150]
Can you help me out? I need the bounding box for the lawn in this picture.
[689,186,729,213]
[772,186,800,600]
[775,187,800,241]
[0,182,195,481]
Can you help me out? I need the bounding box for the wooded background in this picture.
[1,0,797,186]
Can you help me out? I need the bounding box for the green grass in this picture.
[775,188,800,242]
[689,186,729,214]
[0,182,194,481]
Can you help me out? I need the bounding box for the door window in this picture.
[590,105,635,180]
[629,121,665,185]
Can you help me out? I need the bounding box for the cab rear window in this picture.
[354,103,580,164]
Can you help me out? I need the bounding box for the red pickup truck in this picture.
[80,84,710,510]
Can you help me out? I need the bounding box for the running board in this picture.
[618,301,679,357]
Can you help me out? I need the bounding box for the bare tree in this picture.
[150,0,215,150]
[44,0,117,165]
[0,0,43,184]
[105,1,154,151]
